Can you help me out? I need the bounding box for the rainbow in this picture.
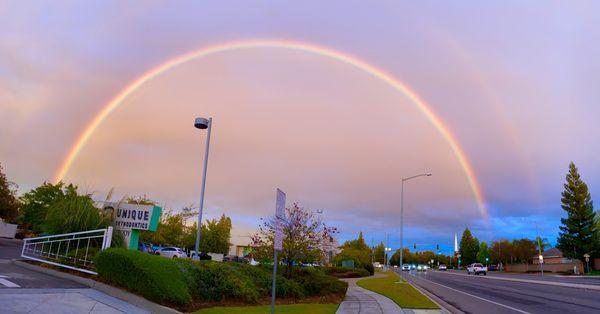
[53,39,488,219]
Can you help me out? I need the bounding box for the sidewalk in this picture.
[0,288,149,314]
[336,275,402,314]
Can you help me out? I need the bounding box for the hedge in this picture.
[94,248,190,305]
[94,249,347,308]
[324,266,370,278]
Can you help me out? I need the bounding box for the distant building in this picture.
[321,235,340,265]
[532,247,577,265]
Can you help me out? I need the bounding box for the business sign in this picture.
[100,202,161,250]
[274,189,286,251]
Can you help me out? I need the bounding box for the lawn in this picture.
[192,304,340,314]
[357,271,438,309]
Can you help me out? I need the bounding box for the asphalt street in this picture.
[397,269,600,314]
[0,238,85,289]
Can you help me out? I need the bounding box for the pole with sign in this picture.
[271,189,286,314]
[539,254,544,276]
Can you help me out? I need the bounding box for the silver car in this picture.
[155,247,187,259]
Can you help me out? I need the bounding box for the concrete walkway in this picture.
[336,274,402,314]
[0,288,149,314]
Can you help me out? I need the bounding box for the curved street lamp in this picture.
[400,172,431,272]
[193,117,212,260]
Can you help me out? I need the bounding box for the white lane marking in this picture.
[431,270,600,291]
[407,273,531,314]
[0,275,20,288]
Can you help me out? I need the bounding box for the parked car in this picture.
[223,255,248,263]
[438,264,447,271]
[155,247,187,258]
[467,263,488,275]
[488,264,498,271]
[190,251,212,260]
[402,265,411,271]
[138,242,153,254]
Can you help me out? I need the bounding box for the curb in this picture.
[401,272,463,314]
[12,259,181,314]
[435,270,600,291]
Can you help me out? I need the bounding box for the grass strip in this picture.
[193,303,339,314]
[357,271,438,309]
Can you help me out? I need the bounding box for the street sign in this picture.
[584,253,590,262]
[539,254,544,263]
[274,189,286,251]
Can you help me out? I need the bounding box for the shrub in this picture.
[95,248,190,305]
[324,266,370,278]
[286,267,348,296]
[363,263,375,275]
[94,249,345,308]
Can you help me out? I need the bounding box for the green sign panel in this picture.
[102,203,162,250]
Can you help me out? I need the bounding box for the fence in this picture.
[505,261,583,274]
[21,227,113,275]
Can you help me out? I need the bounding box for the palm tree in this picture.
[535,236,550,254]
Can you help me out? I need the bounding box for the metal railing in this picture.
[21,227,113,275]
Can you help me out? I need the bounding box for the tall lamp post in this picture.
[400,173,431,273]
[193,117,212,260]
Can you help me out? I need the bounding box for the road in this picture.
[397,269,600,314]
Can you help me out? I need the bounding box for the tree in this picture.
[557,162,598,260]
[0,163,20,223]
[476,242,490,264]
[373,242,385,264]
[334,232,373,274]
[511,238,536,263]
[199,214,232,254]
[490,239,511,265]
[535,236,550,254]
[251,203,336,278]
[43,192,111,235]
[459,227,479,265]
[19,182,77,233]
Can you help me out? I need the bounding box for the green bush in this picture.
[285,267,348,296]
[324,266,370,278]
[363,263,375,275]
[95,248,190,305]
[94,249,345,307]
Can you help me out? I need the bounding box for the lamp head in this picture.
[194,117,209,129]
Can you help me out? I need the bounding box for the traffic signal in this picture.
[414,243,416,249]
[436,244,439,251]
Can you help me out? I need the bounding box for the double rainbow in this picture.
[53,39,487,220]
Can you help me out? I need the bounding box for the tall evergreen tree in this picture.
[557,162,598,260]
[459,227,479,265]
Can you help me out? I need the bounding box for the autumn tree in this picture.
[373,242,385,264]
[252,203,337,278]
[511,238,536,263]
[557,162,598,260]
[0,163,20,223]
[490,239,511,265]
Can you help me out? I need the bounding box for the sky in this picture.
[2,1,600,254]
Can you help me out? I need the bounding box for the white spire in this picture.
[454,233,458,253]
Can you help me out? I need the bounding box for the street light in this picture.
[193,117,212,260]
[400,172,431,273]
